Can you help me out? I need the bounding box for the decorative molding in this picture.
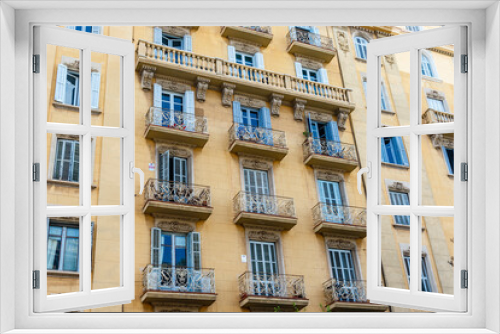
[140,65,157,90]
[156,77,191,94]
[308,111,333,123]
[335,108,351,131]
[425,89,445,101]
[229,38,261,53]
[221,83,236,107]
[387,180,410,193]
[234,94,267,109]
[431,134,454,149]
[157,144,192,158]
[248,230,280,242]
[61,55,101,72]
[268,93,284,117]
[336,31,350,52]
[159,26,191,37]
[316,169,345,182]
[326,238,356,250]
[240,157,273,170]
[295,55,324,70]
[155,220,195,233]
[196,77,210,102]
[293,99,307,121]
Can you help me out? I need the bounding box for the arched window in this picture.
[354,36,368,60]
[421,53,437,77]
[406,26,422,32]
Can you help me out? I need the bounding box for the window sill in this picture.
[382,162,410,169]
[381,109,396,114]
[48,179,98,188]
[355,57,367,63]
[47,270,79,277]
[52,101,102,114]
[422,75,443,83]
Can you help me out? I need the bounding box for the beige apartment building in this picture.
[45,25,455,313]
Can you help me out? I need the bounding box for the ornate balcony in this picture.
[238,271,308,311]
[302,138,359,171]
[143,179,213,220]
[323,279,388,312]
[220,26,273,46]
[312,204,367,238]
[144,107,209,147]
[141,265,216,311]
[136,40,355,111]
[233,191,297,230]
[422,108,454,124]
[228,123,288,160]
[286,27,336,62]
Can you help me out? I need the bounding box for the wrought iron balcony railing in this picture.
[229,123,287,149]
[233,191,296,218]
[137,40,353,107]
[286,27,335,51]
[303,137,358,162]
[143,264,216,294]
[145,107,208,134]
[312,203,367,226]
[144,179,211,207]
[239,271,306,299]
[422,108,454,124]
[323,279,367,304]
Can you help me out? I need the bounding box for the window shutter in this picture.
[159,151,170,181]
[191,232,201,270]
[326,121,341,142]
[232,101,243,124]
[258,107,272,129]
[54,64,68,103]
[183,35,192,52]
[381,138,389,162]
[91,26,102,35]
[227,45,236,63]
[254,52,265,69]
[151,227,162,268]
[90,71,101,109]
[318,68,329,84]
[66,26,76,30]
[294,62,303,79]
[312,26,322,46]
[154,27,163,45]
[395,137,409,166]
[153,83,162,108]
[184,90,195,131]
[332,182,343,206]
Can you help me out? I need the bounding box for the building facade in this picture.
[45,25,454,313]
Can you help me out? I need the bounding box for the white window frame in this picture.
[1,3,496,334]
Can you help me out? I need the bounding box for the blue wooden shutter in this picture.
[90,71,101,109]
[318,68,329,84]
[152,83,163,126]
[54,64,68,103]
[232,101,243,124]
[381,138,389,162]
[191,232,201,270]
[91,26,102,35]
[184,90,195,131]
[159,151,170,181]
[259,107,273,146]
[151,227,162,267]
[395,137,409,166]
[254,52,265,69]
[228,45,236,63]
[307,115,314,134]
[183,35,192,52]
[154,27,163,45]
[326,121,341,142]
[294,62,303,79]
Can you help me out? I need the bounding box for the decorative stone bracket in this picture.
[196,77,210,102]
[335,107,352,131]
[221,83,236,107]
[269,93,284,117]
[293,98,307,121]
[431,134,454,149]
[141,65,157,90]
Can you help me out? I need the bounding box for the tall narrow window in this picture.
[443,147,454,175]
[421,54,437,77]
[65,71,80,106]
[389,191,410,225]
[53,138,80,182]
[250,241,278,296]
[381,137,409,166]
[244,168,270,214]
[380,83,391,111]
[318,180,344,223]
[47,222,80,272]
[354,36,368,60]
[403,255,433,292]
[328,249,362,302]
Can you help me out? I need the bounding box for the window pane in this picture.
[381,136,410,205]
[91,137,122,206]
[379,215,409,291]
[380,51,410,126]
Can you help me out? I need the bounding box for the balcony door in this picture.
[244,168,271,214]
[250,241,279,296]
[308,118,341,156]
[329,249,360,302]
[318,180,344,223]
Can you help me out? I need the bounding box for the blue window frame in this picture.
[235,51,255,67]
[64,70,80,106]
[421,54,436,77]
[389,191,410,225]
[162,33,183,49]
[302,68,318,82]
[161,232,188,268]
[443,146,454,175]
[406,26,423,32]
[318,180,344,223]
[47,222,79,272]
[309,120,328,139]
[53,138,79,182]
[380,83,391,111]
[427,97,446,112]
[381,137,409,166]
[241,107,260,128]
[403,255,433,292]
[354,36,368,60]
[161,91,184,112]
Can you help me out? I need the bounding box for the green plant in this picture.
[303,131,311,138]
[319,303,332,312]
[273,302,300,312]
